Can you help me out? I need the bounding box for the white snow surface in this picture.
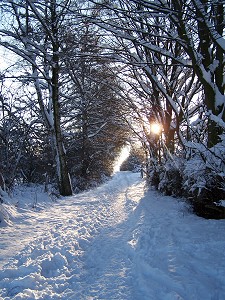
[0,172,225,300]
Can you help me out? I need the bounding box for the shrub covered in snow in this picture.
[145,158,160,189]
[183,157,224,203]
[146,141,225,219]
[182,145,225,218]
[158,159,184,197]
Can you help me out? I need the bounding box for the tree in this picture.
[61,22,131,188]
[86,1,202,158]
[0,0,73,195]
[0,88,36,188]
[168,0,225,147]
[84,0,225,214]
[87,0,224,145]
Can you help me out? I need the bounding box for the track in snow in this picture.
[1,171,225,300]
[0,172,146,299]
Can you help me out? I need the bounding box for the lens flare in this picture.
[151,123,162,135]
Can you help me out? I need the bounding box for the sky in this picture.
[0,47,18,71]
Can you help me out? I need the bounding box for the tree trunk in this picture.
[81,108,90,178]
[51,1,72,196]
[171,0,224,147]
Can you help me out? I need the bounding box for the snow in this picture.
[0,172,225,300]
[113,145,131,173]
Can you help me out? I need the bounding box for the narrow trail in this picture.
[0,172,225,300]
[0,172,146,299]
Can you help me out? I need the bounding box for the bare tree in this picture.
[61,23,131,186]
[86,1,202,157]
[0,0,73,195]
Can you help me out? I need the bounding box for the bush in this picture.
[146,152,225,219]
[184,165,225,218]
[158,158,184,197]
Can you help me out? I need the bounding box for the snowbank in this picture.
[0,172,225,299]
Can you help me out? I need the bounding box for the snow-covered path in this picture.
[0,172,225,300]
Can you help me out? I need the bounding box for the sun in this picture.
[150,123,162,135]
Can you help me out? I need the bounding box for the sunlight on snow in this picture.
[1,173,225,299]
[113,144,131,173]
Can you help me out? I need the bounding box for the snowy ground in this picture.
[0,171,225,300]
